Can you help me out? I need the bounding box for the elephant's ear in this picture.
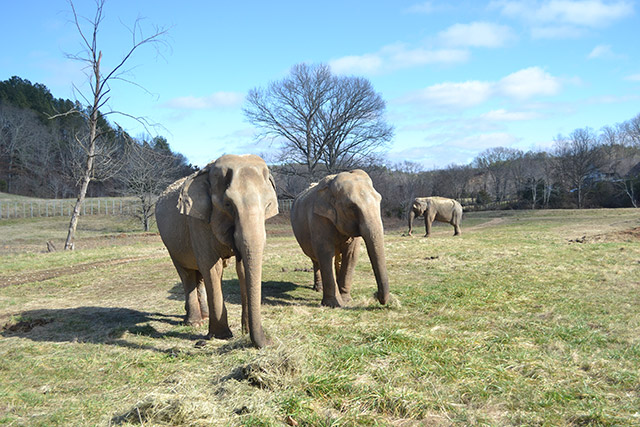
[265,173,279,219]
[312,181,337,224]
[177,168,211,222]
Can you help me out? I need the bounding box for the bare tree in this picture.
[244,63,393,179]
[120,140,185,231]
[620,113,640,147]
[54,0,168,249]
[473,147,521,202]
[432,164,474,200]
[553,128,602,208]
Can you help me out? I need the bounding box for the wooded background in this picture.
[1,76,639,224]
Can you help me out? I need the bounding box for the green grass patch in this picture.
[0,208,639,425]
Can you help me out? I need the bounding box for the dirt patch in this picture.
[0,255,162,288]
[569,227,640,244]
[0,233,162,255]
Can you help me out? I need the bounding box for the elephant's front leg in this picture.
[337,238,361,304]
[235,256,250,334]
[424,212,434,237]
[202,258,233,340]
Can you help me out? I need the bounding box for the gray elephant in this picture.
[290,169,390,308]
[408,196,462,237]
[155,154,278,348]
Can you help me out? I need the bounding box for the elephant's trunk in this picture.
[360,217,390,305]
[235,210,269,348]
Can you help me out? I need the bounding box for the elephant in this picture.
[407,196,462,237]
[290,169,390,308]
[155,154,278,348]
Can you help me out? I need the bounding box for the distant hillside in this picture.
[0,76,193,199]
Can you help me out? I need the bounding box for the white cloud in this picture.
[329,44,468,75]
[329,54,384,75]
[625,73,640,81]
[399,67,562,110]
[587,44,624,59]
[480,109,541,121]
[498,67,562,99]
[438,22,515,48]
[163,92,244,110]
[403,81,494,109]
[492,0,634,38]
[540,0,633,27]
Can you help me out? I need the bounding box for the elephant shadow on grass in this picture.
[0,306,193,353]
[168,279,318,308]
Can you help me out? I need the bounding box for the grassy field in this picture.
[0,209,639,426]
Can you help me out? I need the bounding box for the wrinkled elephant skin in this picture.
[291,170,390,308]
[155,154,278,348]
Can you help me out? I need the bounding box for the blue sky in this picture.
[2,1,639,169]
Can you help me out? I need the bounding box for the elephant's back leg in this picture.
[336,237,361,303]
[312,260,322,292]
[173,263,206,326]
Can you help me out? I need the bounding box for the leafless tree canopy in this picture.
[244,63,393,179]
[553,128,602,208]
[120,138,188,231]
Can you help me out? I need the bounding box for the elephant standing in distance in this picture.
[291,169,390,308]
[155,154,278,348]
[407,196,463,237]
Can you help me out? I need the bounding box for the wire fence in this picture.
[0,199,140,219]
[0,198,296,220]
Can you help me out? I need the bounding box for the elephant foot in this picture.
[313,283,323,292]
[185,317,206,327]
[423,234,430,238]
[340,293,352,304]
[206,328,233,340]
[321,296,344,308]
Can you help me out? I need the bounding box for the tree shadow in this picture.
[0,306,198,353]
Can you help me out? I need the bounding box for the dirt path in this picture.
[466,217,505,230]
[0,255,163,288]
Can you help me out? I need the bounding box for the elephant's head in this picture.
[177,154,278,348]
[313,169,390,305]
[408,198,427,224]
